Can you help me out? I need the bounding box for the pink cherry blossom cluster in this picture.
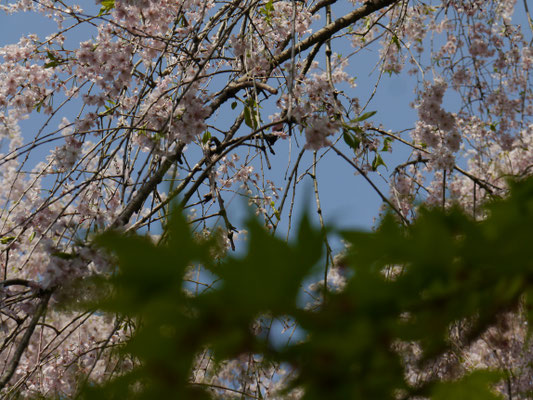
[0,37,54,118]
[229,2,315,76]
[217,154,257,189]
[380,38,404,75]
[52,118,82,171]
[413,78,460,171]
[277,61,355,150]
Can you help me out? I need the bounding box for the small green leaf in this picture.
[381,137,393,152]
[202,131,211,145]
[342,122,365,135]
[260,0,274,24]
[243,99,260,130]
[244,106,255,129]
[264,0,274,12]
[354,111,377,122]
[371,153,386,171]
[44,61,59,69]
[179,14,189,28]
[270,201,281,220]
[343,130,354,147]
[98,0,115,16]
[364,16,372,30]
[351,125,365,135]
[342,126,363,154]
[343,130,361,152]
[391,35,401,50]
[44,52,62,69]
[231,101,237,110]
[29,231,35,243]
[0,236,15,245]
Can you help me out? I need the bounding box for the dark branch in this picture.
[0,290,52,390]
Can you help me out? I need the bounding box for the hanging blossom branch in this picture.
[273,0,401,65]
[0,0,531,397]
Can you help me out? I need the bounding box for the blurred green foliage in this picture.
[74,177,533,399]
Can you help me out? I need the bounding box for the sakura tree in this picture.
[0,0,532,398]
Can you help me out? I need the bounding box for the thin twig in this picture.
[0,290,52,390]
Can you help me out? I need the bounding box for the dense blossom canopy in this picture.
[0,0,532,398]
